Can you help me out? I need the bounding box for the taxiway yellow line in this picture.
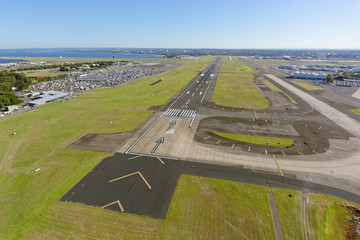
[101,200,124,212]
[128,155,142,160]
[272,154,284,177]
[157,157,164,165]
[109,172,138,183]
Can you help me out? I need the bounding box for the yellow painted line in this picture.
[216,140,221,144]
[265,119,268,122]
[312,150,319,155]
[101,200,124,212]
[324,148,333,153]
[281,151,286,156]
[231,144,235,148]
[297,151,303,156]
[277,121,280,124]
[305,124,308,127]
[138,172,152,189]
[109,171,151,189]
[157,157,164,165]
[329,130,336,133]
[128,155,141,160]
[265,149,268,155]
[272,154,284,177]
[291,122,294,125]
[248,146,251,152]
[318,126,322,130]
[204,136,210,140]
[253,110,258,120]
[109,172,138,183]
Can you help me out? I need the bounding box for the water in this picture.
[0,59,28,64]
[0,50,162,59]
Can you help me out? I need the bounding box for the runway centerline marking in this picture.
[101,200,124,212]
[109,171,152,189]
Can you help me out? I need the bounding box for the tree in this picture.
[326,74,334,83]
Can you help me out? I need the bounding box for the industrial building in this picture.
[3,105,19,113]
[279,65,297,70]
[28,91,70,106]
[293,71,327,80]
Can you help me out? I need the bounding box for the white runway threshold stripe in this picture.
[266,74,360,138]
[163,108,197,118]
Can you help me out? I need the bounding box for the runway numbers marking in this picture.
[101,200,124,212]
[281,151,286,156]
[297,151,303,156]
[157,157,164,165]
[272,154,284,177]
[128,155,141,160]
[109,171,152,189]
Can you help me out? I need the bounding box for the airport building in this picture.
[28,91,70,106]
[3,105,20,113]
[293,71,327,80]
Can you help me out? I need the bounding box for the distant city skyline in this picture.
[1,0,360,49]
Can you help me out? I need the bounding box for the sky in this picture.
[1,0,360,49]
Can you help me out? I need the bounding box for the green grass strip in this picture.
[291,80,324,90]
[350,108,360,116]
[264,80,297,104]
[213,132,294,147]
[212,73,269,109]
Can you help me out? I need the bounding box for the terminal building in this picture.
[28,91,70,106]
[293,71,327,80]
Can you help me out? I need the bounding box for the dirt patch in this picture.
[67,132,133,153]
[149,79,162,86]
[147,105,162,111]
[338,202,360,239]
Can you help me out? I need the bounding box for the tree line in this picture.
[0,72,32,108]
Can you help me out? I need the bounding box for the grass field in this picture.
[220,56,254,73]
[212,73,269,109]
[264,80,297,104]
[291,80,324,90]
[351,108,360,116]
[213,132,294,147]
[250,59,360,67]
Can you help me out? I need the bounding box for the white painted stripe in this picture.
[199,92,202,95]
[186,91,190,94]
[168,109,175,116]
[175,109,181,116]
[186,99,190,105]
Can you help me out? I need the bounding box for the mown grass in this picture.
[264,79,297,104]
[0,57,213,239]
[350,108,360,116]
[213,132,294,147]
[291,80,324,90]
[212,73,269,109]
[220,56,253,73]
